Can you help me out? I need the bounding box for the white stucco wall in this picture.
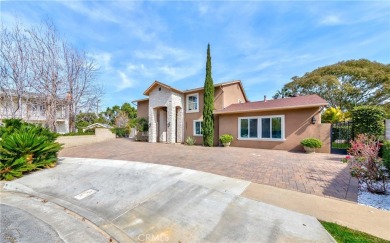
[148,86,184,143]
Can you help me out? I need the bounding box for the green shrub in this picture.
[185,136,196,146]
[352,106,385,138]
[61,130,95,136]
[112,127,128,137]
[129,118,149,132]
[300,138,322,148]
[0,119,58,142]
[0,121,62,180]
[382,141,390,172]
[220,134,233,144]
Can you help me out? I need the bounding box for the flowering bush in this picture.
[342,134,388,194]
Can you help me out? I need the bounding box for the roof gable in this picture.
[143,81,183,96]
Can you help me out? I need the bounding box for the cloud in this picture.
[117,71,134,91]
[91,52,112,71]
[158,64,202,82]
[197,3,209,16]
[319,15,343,25]
[133,45,190,61]
[125,62,203,84]
[133,51,163,60]
[60,1,120,23]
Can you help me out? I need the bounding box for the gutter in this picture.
[213,103,329,115]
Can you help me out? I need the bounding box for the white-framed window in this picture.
[238,115,285,141]
[193,120,203,136]
[186,93,199,113]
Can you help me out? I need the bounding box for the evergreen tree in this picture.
[203,44,214,146]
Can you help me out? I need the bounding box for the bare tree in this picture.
[63,46,99,132]
[0,22,32,119]
[1,20,102,132]
[27,21,64,132]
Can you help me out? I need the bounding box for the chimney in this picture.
[264,95,267,102]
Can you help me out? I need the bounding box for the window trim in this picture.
[238,115,285,141]
[186,93,199,113]
[193,120,203,136]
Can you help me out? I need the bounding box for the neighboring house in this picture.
[82,123,112,132]
[0,91,69,134]
[133,80,331,152]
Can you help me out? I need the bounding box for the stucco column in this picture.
[148,108,157,143]
[167,105,176,143]
[176,107,183,143]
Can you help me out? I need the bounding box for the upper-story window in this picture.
[186,93,199,113]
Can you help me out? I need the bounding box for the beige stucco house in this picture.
[133,80,331,153]
[0,91,69,133]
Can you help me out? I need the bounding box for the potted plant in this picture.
[220,134,233,147]
[300,138,322,153]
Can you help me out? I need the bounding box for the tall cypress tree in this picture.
[203,44,214,146]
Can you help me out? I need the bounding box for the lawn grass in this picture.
[320,221,389,243]
[331,142,350,149]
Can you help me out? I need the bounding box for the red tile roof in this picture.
[214,95,328,114]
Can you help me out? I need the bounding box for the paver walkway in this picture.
[59,139,358,201]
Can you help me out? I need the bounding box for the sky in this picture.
[1,1,389,110]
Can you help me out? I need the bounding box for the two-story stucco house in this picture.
[133,80,331,153]
[0,91,69,133]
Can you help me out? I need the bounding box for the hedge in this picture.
[382,141,390,172]
[351,106,385,138]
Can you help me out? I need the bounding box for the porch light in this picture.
[311,116,317,124]
[168,122,171,128]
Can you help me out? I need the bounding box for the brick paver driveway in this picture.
[60,139,358,202]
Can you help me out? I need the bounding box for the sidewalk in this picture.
[242,182,390,241]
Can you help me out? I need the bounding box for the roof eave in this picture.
[213,103,328,115]
[183,80,242,93]
[143,81,183,96]
[132,98,149,103]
